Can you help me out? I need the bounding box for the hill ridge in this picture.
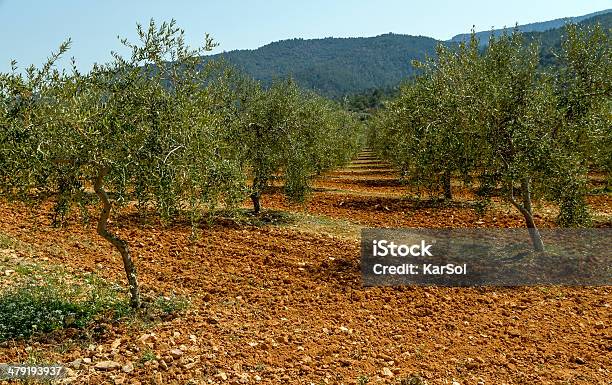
[201,9,611,98]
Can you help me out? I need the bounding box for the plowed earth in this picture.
[0,150,610,385]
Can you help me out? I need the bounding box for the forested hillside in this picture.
[205,34,440,98]
[202,10,611,98]
[525,11,612,66]
[451,8,610,45]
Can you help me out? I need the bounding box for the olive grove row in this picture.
[0,20,364,307]
[369,24,611,250]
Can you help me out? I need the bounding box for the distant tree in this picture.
[238,79,362,213]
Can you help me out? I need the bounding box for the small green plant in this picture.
[140,350,157,363]
[356,375,370,385]
[473,199,491,217]
[0,233,16,249]
[152,295,189,316]
[0,272,130,341]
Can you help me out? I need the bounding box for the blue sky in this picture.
[0,0,609,72]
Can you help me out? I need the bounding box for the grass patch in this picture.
[151,294,189,319]
[0,272,131,342]
[0,258,189,342]
[139,349,158,364]
[208,208,295,227]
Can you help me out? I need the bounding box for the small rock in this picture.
[218,371,228,380]
[83,358,92,364]
[154,372,163,384]
[111,338,121,350]
[382,367,393,377]
[69,358,82,369]
[452,381,461,385]
[94,361,121,371]
[121,362,134,373]
[573,356,586,365]
[254,375,262,381]
[169,348,183,359]
[159,360,168,370]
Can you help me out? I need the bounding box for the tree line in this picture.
[369,23,611,251]
[0,20,364,308]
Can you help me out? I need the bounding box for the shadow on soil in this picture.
[325,178,406,188]
[116,208,297,231]
[335,196,476,211]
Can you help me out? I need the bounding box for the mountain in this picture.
[204,34,441,99]
[202,9,611,98]
[450,9,611,45]
[524,11,612,67]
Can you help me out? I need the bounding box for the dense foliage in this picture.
[344,86,399,114]
[0,20,363,307]
[370,23,611,250]
[245,79,361,212]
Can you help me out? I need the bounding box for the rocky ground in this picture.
[0,151,610,384]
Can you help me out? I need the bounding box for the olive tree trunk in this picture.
[250,190,261,214]
[93,166,141,308]
[443,169,452,200]
[509,178,545,252]
[250,123,264,215]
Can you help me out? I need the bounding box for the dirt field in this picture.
[0,151,610,384]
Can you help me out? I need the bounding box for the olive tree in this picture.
[475,32,560,250]
[0,20,242,308]
[370,38,481,200]
[369,29,606,251]
[238,78,362,213]
[550,23,611,225]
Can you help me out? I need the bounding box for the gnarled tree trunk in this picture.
[93,166,141,308]
[509,178,545,252]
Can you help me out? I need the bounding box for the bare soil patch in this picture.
[0,151,610,384]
